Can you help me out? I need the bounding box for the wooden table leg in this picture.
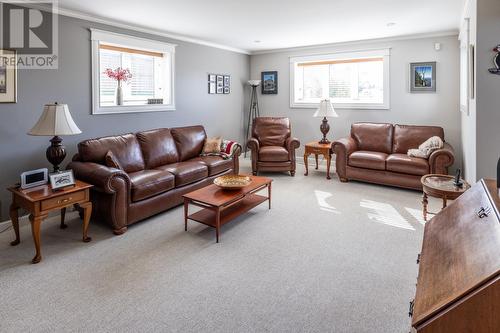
[184,198,189,231]
[29,214,46,264]
[60,207,68,229]
[325,153,331,180]
[268,183,272,209]
[442,197,447,209]
[422,193,429,222]
[304,153,309,176]
[215,207,221,243]
[9,203,20,246]
[80,202,92,243]
[315,154,319,170]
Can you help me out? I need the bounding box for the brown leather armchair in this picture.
[247,117,300,176]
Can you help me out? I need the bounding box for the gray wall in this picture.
[0,15,250,220]
[250,35,461,167]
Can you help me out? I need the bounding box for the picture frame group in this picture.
[208,74,230,94]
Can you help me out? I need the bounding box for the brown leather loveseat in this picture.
[332,123,454,190]
[68,126,241,234]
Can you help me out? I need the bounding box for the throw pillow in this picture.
[105,150,123,170]
[202,137,222,154]
[407,136,444,159]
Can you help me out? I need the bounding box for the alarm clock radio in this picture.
[20,168,48,189]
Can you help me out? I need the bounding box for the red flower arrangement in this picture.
[103,67,132,84]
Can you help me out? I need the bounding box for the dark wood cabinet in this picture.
[411,179,500,332]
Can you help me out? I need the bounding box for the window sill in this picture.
[290,102,390,110]
[92,104,176,115]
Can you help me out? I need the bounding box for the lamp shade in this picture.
[313,99,338,118]
[28,103,81,136]
[247,80,261,87]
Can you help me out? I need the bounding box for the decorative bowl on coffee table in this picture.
[214,175,251,190]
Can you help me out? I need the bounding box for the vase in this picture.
[115,84,123,106]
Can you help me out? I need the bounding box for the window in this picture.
[91,29,176,114]
[290,49,390,109]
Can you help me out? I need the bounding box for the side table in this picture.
[8,180,93,264]
[420,174,470,221]
[304,141,333,179]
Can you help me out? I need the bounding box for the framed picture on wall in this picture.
[208,82,216,94]
[409,62,436,93]
[261,71,278,94]
[216,75,224,94]
[0,49,17,103]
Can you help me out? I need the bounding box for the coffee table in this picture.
[421,174,470,221]
[183,175,272,242]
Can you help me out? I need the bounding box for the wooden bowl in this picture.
[214,175,251,190]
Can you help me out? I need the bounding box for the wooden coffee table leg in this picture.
[442,196,447,209]
[268,183,272,209]
[9,203,20,246]
[184,198,189,231]
[215,207,221,243]
[304,153,309,176]
[422,192,428,222]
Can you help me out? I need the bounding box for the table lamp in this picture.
[313,99,338,144]
[28,103,82,172]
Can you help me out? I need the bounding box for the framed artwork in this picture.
[410,62,436,93]
[216,75,224,94]
[261,71,278,94]
[208,73,230,94]
[208,82,216,94]
[0,49,17,103]
[224,75,230,86]
[223,86,230,94]
[208,74,216,82]
[49,170,75,190]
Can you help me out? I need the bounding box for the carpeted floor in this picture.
[0,159,441,332]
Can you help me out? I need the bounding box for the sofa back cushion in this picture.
[392,124,444,154]
[136,128,179,168]
[170,125,207,161]
[351,122,393,154]
[78,133,145,173]
[252,117,291,147]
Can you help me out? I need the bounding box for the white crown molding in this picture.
[251,30,459,55]
[31,3,251,55]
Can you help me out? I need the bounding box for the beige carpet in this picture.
[0,159,440,332]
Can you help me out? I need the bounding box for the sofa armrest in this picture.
[332,137,358,181]
[429,142,455,174]
[247,138,260,173]
[67,161,131,195]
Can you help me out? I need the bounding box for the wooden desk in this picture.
[8,180,93,264]
[303,141,333,179]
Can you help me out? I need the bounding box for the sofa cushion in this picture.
[392,125,444,154]
[351,123,393,154]
[129,170,175,202]
[258,146,289,162]
[78,133,145,173]
[136,128,179,168]
[252,117,291,147]
[386,153,429,176]
[348,151,388,170]
[157,161,208,187]
[189,156,233,176]
[170,126,207,161]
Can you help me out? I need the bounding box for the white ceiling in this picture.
[58,0,464,53]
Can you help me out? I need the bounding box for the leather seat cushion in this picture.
[386,153,429,176]
[348,151,388,170]
[157,161,208,187]
[129,170,175,202]
[258,146,289,162]
[189,156,233,176]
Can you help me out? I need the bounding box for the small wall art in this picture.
[208,73,230,94]
[410,62,436,93]
[261,71,278,94]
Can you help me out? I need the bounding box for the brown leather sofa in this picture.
[247,117,300,176]
[68,126,241,234]
[332,123,454,190]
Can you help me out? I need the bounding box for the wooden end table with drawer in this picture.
[304,141,333,179]
[8,180,93,264]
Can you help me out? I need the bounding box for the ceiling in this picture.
[58,0,464,53]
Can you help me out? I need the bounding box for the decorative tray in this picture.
[213,175,251,190]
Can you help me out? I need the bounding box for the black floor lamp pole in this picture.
[244,84,260,157]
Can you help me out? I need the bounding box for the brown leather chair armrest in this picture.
[286,137,300,151]
[67,161,131,194]
[231,144,242,174]
[429,142,455,174]
[332,137,358,181]
[247,137,260,152]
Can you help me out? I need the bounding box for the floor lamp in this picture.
[244,80,261,157]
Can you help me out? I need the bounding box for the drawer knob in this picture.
[57,197,72,204]
[477,206,492,219]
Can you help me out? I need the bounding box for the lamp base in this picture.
[318,117,331,145]
[46,136,66,173]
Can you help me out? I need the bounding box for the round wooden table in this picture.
[421,174,470,221]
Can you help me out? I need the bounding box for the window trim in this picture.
[289,49,390,110]
[91,29,176,115]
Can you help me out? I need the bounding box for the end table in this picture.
[8,180,93,264]
[304,141,333,179]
